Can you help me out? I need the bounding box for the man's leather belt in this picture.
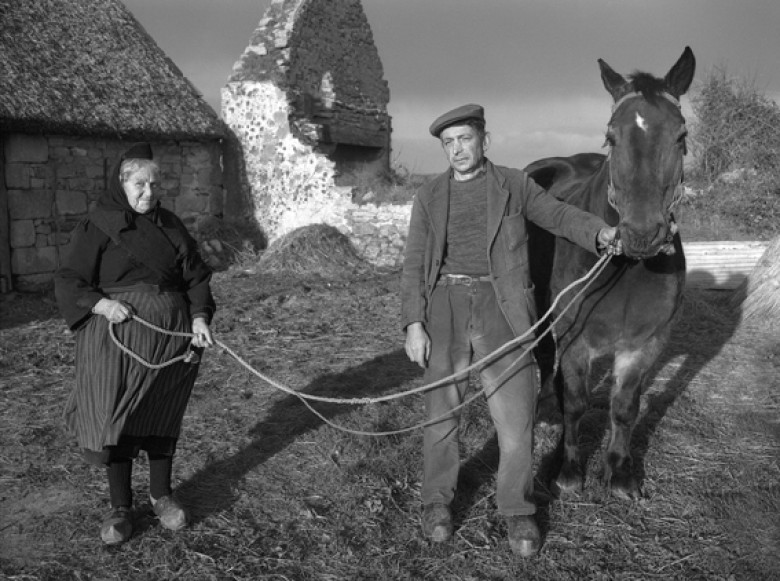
[102,283,180,294]
[436,274,492,287]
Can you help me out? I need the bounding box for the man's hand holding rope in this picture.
[597,226,623,256]
[405,321,430,369]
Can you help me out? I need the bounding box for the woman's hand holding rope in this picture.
[92,298,134,324]
[191,317,214,348]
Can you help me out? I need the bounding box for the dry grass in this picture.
[257,224,372,278]
[731,236,780,321]
[1,256,779,579]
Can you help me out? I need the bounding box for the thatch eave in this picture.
[0,0,225,143]
[0,116,226,142]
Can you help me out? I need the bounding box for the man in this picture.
[400,104,620,557]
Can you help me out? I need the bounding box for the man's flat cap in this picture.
[429,104,485,137]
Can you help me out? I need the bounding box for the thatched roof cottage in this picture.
[0,0,231,291]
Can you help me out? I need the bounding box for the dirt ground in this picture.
[1,269,779,580]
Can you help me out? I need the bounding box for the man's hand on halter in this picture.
[405,322,430,369]
[597,226,623,256]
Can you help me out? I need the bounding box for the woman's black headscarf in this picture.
[90,143,191,280]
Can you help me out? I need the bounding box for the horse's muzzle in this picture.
[619,221,671,259]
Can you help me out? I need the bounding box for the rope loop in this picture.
[108,253,611,436]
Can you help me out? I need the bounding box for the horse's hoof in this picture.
[535,396,562,426]
[609,476,642,500]
[554,469,584,497]
[553,479,582,498]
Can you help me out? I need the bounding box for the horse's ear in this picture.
[664,46,696,98]
[599,58,631,102]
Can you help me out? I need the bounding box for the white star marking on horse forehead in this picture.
[635,112,648,132]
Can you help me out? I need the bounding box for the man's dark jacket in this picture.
[400,159,608,335]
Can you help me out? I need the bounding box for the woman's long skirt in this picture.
[64,290,200,464]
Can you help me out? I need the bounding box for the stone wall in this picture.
[346,202,411,269]
[2,133,224,290]
[222,0,392,245]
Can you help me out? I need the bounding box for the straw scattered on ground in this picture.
[1,247,778,580]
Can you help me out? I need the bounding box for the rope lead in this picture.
[109,253,611,436]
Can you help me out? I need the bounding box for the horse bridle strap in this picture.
[611,90,681,114]
[606,89,685,217]
[605,151,684,216]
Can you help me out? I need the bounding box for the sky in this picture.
[123,0,780,175]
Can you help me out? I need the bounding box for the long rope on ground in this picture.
[109,254,611,436]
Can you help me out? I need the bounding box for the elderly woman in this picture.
[55,142,216,545]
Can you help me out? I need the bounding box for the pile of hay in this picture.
[731,235,780,321]
[257,224,370,277]
[196,217,267,271]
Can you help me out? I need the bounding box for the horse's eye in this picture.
[676,130,688,154]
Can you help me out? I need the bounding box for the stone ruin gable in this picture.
[3,134,223,290]
[222,0,392,243]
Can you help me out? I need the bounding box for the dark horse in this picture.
[526,47,695,499]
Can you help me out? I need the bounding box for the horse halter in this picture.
[605,91,686,234]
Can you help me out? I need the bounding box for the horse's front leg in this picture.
[555,341,592,495]
[606,340,662,499]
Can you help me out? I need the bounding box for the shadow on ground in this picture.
[532,270,744,497]
[177,348,423,521]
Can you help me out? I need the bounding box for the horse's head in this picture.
[600,47,695,259]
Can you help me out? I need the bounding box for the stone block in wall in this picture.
[352,221,375,236]
[208,187,224,216]
[52,147,70,160]
[4,163,30,189]
[180,173,197,187]
[208,163,223,185]
[14,273,54,291]
[68,178,95,191]
[161,179,179,192]
[11,246,57,275]
[56,165,81,179]
[85,164,105,179]
[56,190,88,215]
[4,135,48,163]
[379,224,400,237]
[184,147,213,165]
[197,167,214,185]
[10,220,36,248]
[8,190,53,220]
[176,195,209,215]
[48,231,71,246]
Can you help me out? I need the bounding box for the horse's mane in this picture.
[627,72,668,104]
